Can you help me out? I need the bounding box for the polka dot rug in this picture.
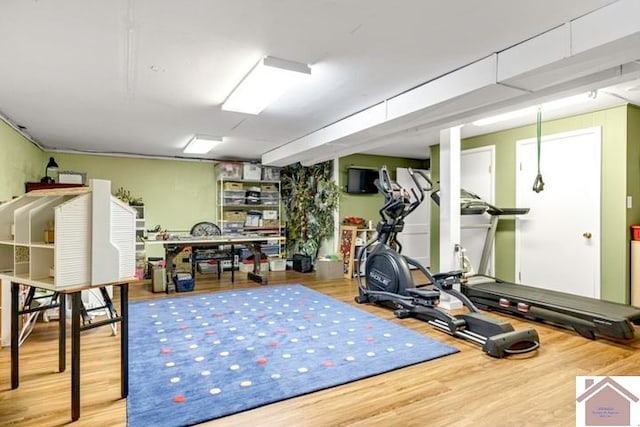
[127,285,458,426]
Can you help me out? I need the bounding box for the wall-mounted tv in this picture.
[346,168,378,194]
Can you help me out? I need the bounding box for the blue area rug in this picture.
[127,285,458,426]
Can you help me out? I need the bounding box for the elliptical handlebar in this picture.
[375,166,434,222]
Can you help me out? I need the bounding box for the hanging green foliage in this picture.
[281,161,340,259]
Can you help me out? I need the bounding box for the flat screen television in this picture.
[346,168,378,194]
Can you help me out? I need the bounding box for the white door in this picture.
[516,127,601,298]
[396,168,430,268]
[460,146,495,275]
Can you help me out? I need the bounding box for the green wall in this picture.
[338,154,429,225]
[49,153,218,230]
[432,105,632,303]
[0,119,44,201]
[48,153,218,258]
[626,105,640,300]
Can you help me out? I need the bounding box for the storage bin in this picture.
[633,225,640,241]
[197,261,218,274]
[239,260,268,273]
[223,211,247,221]
[293,254,313,273]
[316,259,343,280]
[261,184,278,192]
[261,244,280,256]
[218,162,243,179]
[269,258,286,271]
[223,182,243,191]
[263,219,279,227]
[174,273,194,292]
[152,267,166,293]
[262,167,280,181]
[243,163,262,180]
[224,197,245,205]
[262,210,278,220]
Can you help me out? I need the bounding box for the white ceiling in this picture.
[0,0,637,163]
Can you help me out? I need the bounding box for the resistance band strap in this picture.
[532,108,545,193]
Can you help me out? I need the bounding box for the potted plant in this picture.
[281,161,340,264]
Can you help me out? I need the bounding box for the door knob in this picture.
[583,232,592,239]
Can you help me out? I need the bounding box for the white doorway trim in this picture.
[461,145,496,275]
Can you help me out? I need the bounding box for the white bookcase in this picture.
[0,179,136,288]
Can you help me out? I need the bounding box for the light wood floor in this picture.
[1,272,639,426]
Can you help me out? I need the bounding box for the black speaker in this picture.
[292,254,313,273]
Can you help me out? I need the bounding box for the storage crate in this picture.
[263,219,279,227]
[243,163,262,180]
[218,162,242,179]
[269,258,286,271]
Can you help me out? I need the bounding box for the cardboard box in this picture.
[315,259,343,280]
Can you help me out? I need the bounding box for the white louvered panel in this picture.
[111,200,136,279]
[55,194,91,287]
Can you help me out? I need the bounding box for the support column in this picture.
[438,127,463,310]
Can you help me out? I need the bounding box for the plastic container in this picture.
[174,273,194,292]
[269,258,286,271]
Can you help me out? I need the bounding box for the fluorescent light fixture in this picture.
[183,135,222,154]
[472,92,596,126]
[472,107,537,126]
[222,56,311,115]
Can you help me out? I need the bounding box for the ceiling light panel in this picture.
[222,56,311,115]
[183,135,222,154]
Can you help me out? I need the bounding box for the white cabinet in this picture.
[0,179,136,288]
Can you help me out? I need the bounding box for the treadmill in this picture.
[431,189,640,340]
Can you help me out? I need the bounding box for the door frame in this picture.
[461,145,496,275]
[514,126,601,297]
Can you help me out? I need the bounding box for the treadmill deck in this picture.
[464,275,640,322]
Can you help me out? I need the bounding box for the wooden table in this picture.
[145,235,285,290]
[8,276,135,421]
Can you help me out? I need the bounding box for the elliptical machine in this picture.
[355,166,540,358]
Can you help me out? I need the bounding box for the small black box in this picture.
[292,254,313,273]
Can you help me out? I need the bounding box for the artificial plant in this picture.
[281,161,340,260]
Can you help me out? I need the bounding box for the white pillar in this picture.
[438,127,463,309]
